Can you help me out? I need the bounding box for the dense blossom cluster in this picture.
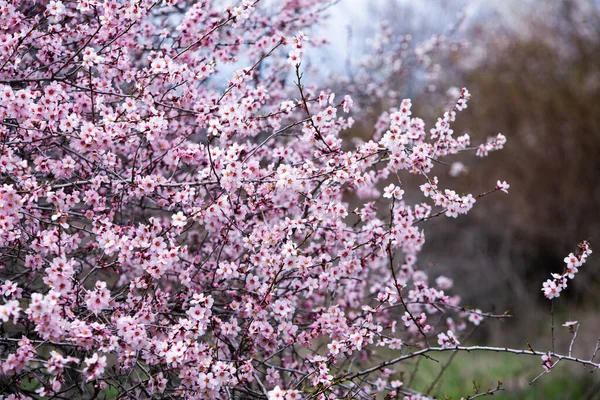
[0,1,591,399]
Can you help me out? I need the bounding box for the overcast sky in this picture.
[313,0,489,71]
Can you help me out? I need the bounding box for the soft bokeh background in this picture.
[318,0,600,398]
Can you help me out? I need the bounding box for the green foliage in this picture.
[401,352,597,399]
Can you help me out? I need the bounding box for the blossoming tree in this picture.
[0,0,595,399]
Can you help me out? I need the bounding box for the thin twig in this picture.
[551,300,555,354]
[530,359,561,385]
[569,324,580,357]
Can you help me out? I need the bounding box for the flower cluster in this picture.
[437,330,460,349]
[542,241,592,299]
[476,133,507,157]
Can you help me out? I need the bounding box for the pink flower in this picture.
[562,321,578,331]
[541,353,554,371]
[0,299,20,323]
[83,353,107,381]
[287,50,302,66]
[342,95,354,113]
[438,330,460,348]
[496,180,510,193]
[542,279,561,299]
[1,280,22,299]
[468,310,484,326]
[383,183,405,200]
[171,211,188,228]
[268,386,285,400]
[564,253,582,268]
[150,57,168,73]
[85,281,110,314]
[46,0,66,18]
[327,340,342,356]
[46,351,78,375]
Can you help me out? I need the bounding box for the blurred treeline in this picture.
[341,0,600,346]
[427,0,600,343]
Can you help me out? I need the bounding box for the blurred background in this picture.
[317,0,600,397]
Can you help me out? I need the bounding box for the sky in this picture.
[313,0,485,72]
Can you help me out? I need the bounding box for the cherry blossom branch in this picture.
[343,346,600,382]
[294,64,334,153]
[243,116,312,162]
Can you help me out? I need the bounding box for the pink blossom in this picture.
[541,353,554,371]
[542,279,561,299]
[383,183,405,200]
[562,321,578,331]
[171,211,188,228]
[438,330,460,348]
[496,180,510,193]
[83,353,107,381]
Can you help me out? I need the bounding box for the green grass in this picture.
[395,351,599,399]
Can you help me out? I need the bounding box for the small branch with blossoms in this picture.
[294,64,335,153]
[542,241,592,300]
